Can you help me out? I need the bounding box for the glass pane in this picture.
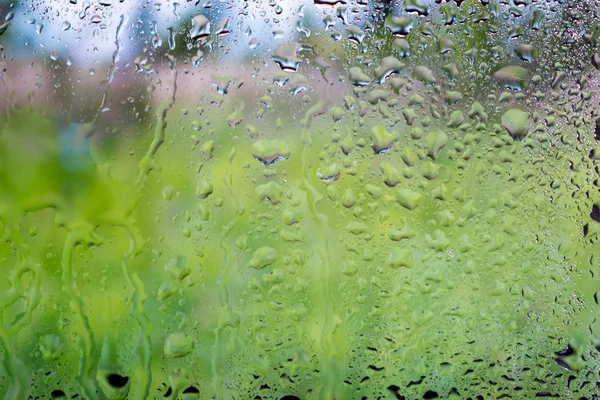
[1,0,599,399]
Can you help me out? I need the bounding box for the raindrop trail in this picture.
[136,62,178,189]
[0,61,14,119]
[122,224,152,400]
[61,233,100,400]
[88,14,127,138]
[224,147,245,215]
[0,222,41,400]
[211,221,236,399]
[299,100,341,398]
[0,220,35,400]
[0,328,29,400]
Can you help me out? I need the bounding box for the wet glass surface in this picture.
[1,0,600,399]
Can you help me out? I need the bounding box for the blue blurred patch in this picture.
[55,115,94,173]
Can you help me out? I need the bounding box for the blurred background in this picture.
[1,1,600,399]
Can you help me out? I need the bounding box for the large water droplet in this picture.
[493,65,529,91]
[501,109,530,140]
[252,140,291,165]
[190,15,210,40]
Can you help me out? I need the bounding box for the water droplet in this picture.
[190,15,210,40]
[385,15,414,36]
[272,42,312,72]
[164,333,194,358]
[316,164,340,181]
[396,189,422,210]
[393,38,411,57]
[347,25,366,45]
[249,37,260,49]
[165,256,191,281]
[313,0,347,7]
[412,66,436,85]
[405,0,429,15]
[387,248,414,269]
[252,140,290,165]
[515,43,537,63]
[248,247,278,269]
[493,65,529,91]
[380,162,401,187]
[349,67,371,86]
[501,109,530,140]
[196,180,214,199]
[426,130,448,160]
[374,56,404,84]
[342,188,356,208]
[215,18,231,37]
[39,334,64,360]
[370,125,397,154]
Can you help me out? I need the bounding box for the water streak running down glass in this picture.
[1,0,600,399]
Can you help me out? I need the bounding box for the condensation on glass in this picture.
[0,0,600,399]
